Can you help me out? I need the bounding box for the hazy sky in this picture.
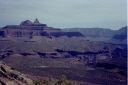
[0,0,127,29]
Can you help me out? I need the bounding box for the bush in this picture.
[33,80,41,85]
[55,75,72,85]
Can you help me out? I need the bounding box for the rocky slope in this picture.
[63,28,115,38]
[112,26,127,41]
[0,63,34,85]
[0,36,119,53]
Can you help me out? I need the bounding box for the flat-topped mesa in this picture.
[0,19,61,37]
[0,19,84,38]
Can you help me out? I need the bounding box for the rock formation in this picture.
[0,63,34,85]
[0,19,60,37]
[0,19,83,38]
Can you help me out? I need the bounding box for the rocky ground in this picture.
[0,62,34,85]
[0,62,102,85]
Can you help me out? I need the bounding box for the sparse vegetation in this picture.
[33,80,41,85]
[55,75,72,85]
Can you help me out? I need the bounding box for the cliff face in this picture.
[63,28,115,38]
[0,19,61,37]
[0,19,84,38]
[0,63,34,85]
[112,26,127,41]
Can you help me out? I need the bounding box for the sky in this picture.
[0,0,127,29]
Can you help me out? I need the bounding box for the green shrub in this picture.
[33,80,41,85]
[55,75,72,85]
